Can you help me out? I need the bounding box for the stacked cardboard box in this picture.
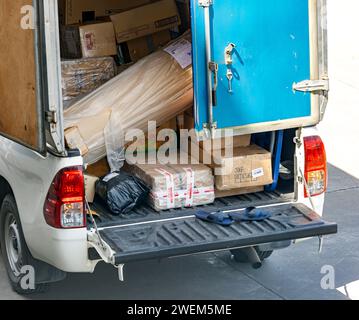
[60,0,179,60]
[189,141,273,191]
[128,161,215,211]
[176,0,191,33]
[58,0,154,25]
[181,109,273,194]
[111,0,180,63]
[60,0,180,103]
[61,21,117,59]
[126,30,172,62]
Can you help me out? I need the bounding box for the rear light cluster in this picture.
[44,166,86,229]
[304,136,327,198]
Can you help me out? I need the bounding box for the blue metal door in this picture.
[191,0,322,137]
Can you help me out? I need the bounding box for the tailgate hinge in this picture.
[88,229,116,264]
[199,0,212,7]
[293,77,329,93]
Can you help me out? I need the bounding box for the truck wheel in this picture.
[231,247,273,263]
[0,194,49,294]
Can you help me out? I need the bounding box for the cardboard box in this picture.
[65,126,88,155]
[79,22,117,58]
[183,108,195,129]
[126,115,178,155]
[187,134,252,154]
[128,161,215,211]
[213,145,273,191]
[110,0,181,43]
[183,111,251,149]
[215,186,264,199]
[59,0,153,25]
[187,143,273,190]
[176,0,191,33]
[86,158,111,178]
[61,22,117,59]
[84,174,100,203]
[200,135,251,151]
[60,25,82,59]
[127,30,171,62]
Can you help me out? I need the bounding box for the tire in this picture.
[0,194,49,295]
[231,247,273,263]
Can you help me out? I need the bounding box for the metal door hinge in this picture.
[45,110,58,124]
[293,78,329,93]
[199,0,212,7]
[203,121,217,130]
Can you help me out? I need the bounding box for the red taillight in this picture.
[44,166,86,229]
[304,136,327,198]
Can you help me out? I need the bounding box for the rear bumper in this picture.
[98,203,337,265]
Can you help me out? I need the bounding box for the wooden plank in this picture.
[0,0,39,149]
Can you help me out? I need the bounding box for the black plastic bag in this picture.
[95,172,149,215]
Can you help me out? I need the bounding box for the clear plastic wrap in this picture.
[128,162,215,211]
[61,57,116,102]
[64,35,193,167]
[104,110,125,172]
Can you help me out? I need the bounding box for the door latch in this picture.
[209,61,218,106]
[293,78,329,93]
[224,43,236,94]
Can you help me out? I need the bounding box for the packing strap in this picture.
[183,167,195,207]
[155,168,175,209]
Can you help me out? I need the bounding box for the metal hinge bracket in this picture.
[45,110,58,124]
[203,121,217,130]
[293,78,329,93]
[199,0,212,7]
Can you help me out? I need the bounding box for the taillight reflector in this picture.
[44,166,86,229]
[304,136,327,198]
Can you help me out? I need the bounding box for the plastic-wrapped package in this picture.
[61,57,116,102]
[128,163,215,211]
[95,172,150,215]
[64,34,193,169]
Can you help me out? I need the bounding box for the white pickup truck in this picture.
[0,0,336,294]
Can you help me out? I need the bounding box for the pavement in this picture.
[1,0,359,300]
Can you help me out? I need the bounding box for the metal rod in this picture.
[204,6,214,130]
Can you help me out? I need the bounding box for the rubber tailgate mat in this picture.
[99,203,337,264]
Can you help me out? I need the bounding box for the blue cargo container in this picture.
[191,0,329,138]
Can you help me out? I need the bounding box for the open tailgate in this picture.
[93,203,337,265]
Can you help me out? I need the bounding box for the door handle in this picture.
[209,61,218,106]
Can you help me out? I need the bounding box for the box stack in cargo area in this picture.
[59,0,181,105]
[59,1,275,216]
[127,160,215,212]
[183,109,273,198]
[188,137,273,196]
